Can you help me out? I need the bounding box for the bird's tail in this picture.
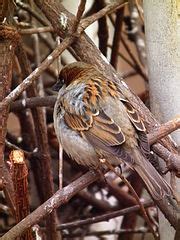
[132,148,173,201]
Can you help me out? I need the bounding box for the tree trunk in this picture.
[143,1,180,239]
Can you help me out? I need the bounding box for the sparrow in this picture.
[53,61,172,201]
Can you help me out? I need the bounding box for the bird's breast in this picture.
[58,119,99,167]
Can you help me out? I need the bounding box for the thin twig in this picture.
[16,0,49,26]
[59,144,63,189]
[19,26,53,35]
[121,70,137,79]
[5,140,32,157]
[62,228,151,238]
[100,159,158,239]
[72,0,86,32]
[57,200,153,230]
[1,37,74,107]
[121,36,147,81]
[109,43,139,69]
[79,0,128,32]
[128,0,147,69]
[135,0,144,23]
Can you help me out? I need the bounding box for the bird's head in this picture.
[52,62,96,91]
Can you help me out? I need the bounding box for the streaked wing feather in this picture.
[64,108,126,150]
[121,99,146,132]
[95,110,114,124]
[64,112,92,131]
[95,111,125,137]
[138,131,150,158]
[88,121,125,146]
[84,130,135,165]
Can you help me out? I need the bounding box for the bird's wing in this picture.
[120,98,145,131]
[62,78,148,164]
[63,96,137,165]
[64,109,125,146]
[120,98,150,158]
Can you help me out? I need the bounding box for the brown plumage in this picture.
[53,62,172,201]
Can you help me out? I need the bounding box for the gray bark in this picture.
[143,1,180,239]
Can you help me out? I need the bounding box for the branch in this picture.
[16,0,49,26]
[57,200,153,230]
[0,26,19,215]
[110,7,124,68]
[152,144,180,176]
[62,228,150,238]
[128,0,147,69]
[148,118,180,145]
[15,40,58,240]
[19,26,53,35]
[2,0,126,107]
[79,0,127,32]
[10,96,56,111]
[1,37,74,107]
[72,0,86,32]
[1,171,100,240]
[96,0,109,57]
[10,150,33,240]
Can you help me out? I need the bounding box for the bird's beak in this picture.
[52,81,63,92]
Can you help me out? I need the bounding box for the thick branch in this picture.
[15,41,58,240]
[10,150,33,240]
[1,171,100,240]
[0,26,19,215]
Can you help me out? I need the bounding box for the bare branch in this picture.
[1,171,101,240]
[110,7,124,68]
[57,200,153,230]
[1,37,74,107]
[79,0,127,32]
[148,118,180,145]
[10,150,33,240]
[19,26,53,35]
[16,0,49,26]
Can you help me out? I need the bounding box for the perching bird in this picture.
[53,62,172,201]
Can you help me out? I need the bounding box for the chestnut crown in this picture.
[53,62,96,91]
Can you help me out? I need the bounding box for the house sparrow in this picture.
[53,62,172,201]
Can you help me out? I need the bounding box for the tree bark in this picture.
[143,1,180,239]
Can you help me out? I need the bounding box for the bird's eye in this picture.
[52,77,65,91]
[60,78,65,85]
